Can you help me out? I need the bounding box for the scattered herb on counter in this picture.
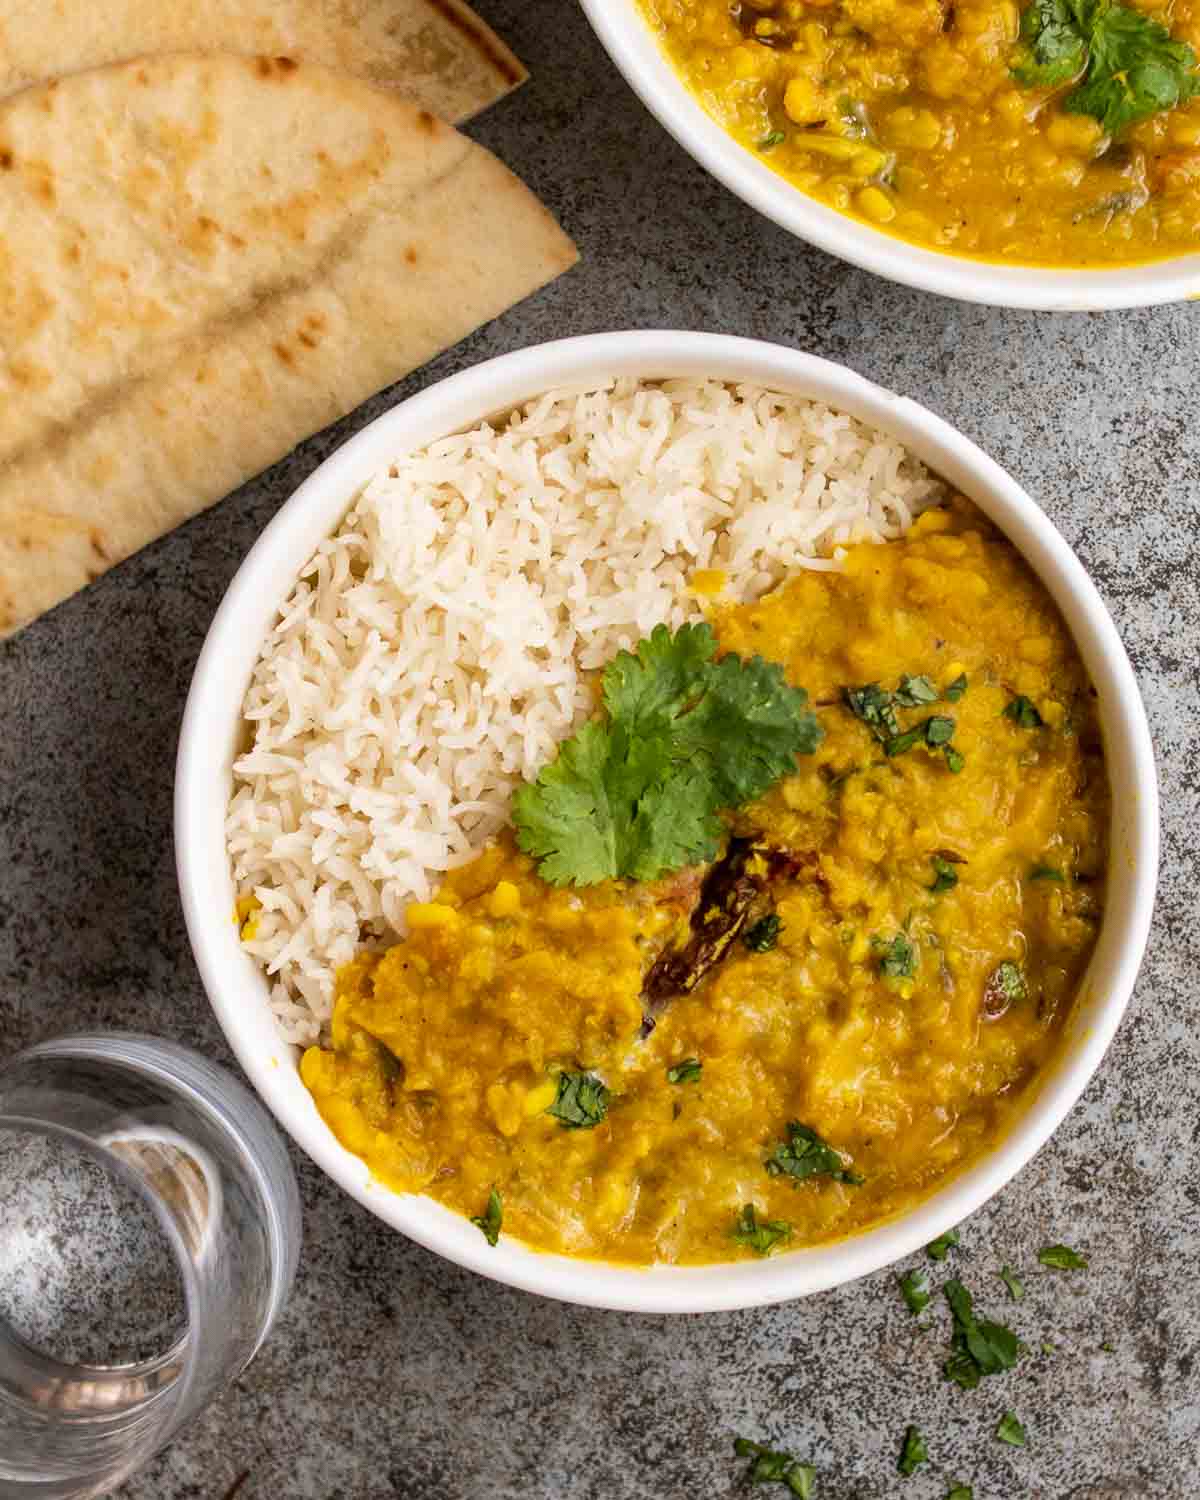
[547,1071,610,1129]
[470,1188,503,1247]
[731,1204,793,1257]
[1002,695,1044,729]
[930,855,960,895]
[1013,0,1200,136]
[898,1425,930,1477]
[666,1058,703,1085]
[1100,1340,1116,1352]
[895,674,939,706]
[758,130,788,151]
[899,1268,932,1315]
[983,960,1028,1014]
[944,673,968,702]
[996,1411,1028,1447]
[1038,1243,1089,1270]
[1030,864,1066,881]
[943,1278,1022,1389]
[1042,1342,1058,1355]
[945,1486,974,1500]
[733,1437,816,1496]
[927,1228,961,1261]
[875,932,918,980]
[766,1121,864,1185]
[744,913,784,952]
[999,1264,1026,1301]
[514,623,822,886]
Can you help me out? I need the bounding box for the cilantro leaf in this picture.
[999,1264,1026,1300]
[898,1268,932,1315]
[927,1228,961,1261]
[667,1057,702,1085]
[1066,1,1200,134]
[946,1487,974,1500]
[944,673,968,702]
[547,1071,609,1129]
[996,1412,1028,1447]
[766,1121,864,1185]
[945,746,966,774]
[733,1438,816,1496]
[515,624,821,886]
[1038,1243,1089,1270]
[470,1188,503,1247]
[1030,864,1065,882]
[1013,0,1089,86]
[983,960,1028,1015]
[930,855,959,895]
[731,1204,792,1256]
[744,913,784,952]
[1003,694,1044,728]
[885,714,957,757]
[844,682,901,740]
[875,932,917,980]
[898,1425,929,1476]
[895,674,939,706]
[943,1278,1022,1388]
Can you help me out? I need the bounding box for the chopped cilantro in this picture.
[666,1058,702,1085]
[1003,695,1044,729]
[898,1268,932,1315]
[897,1425,929,1476]
[1013,0,1090,85]
[999,1264,1026,1301]
[944,673,968,702]
[1030,864,1066,882]
[925,715,957,745]
[943,1278,1021,1389]
[758,130,788,151]
[733,1438,816,1496]
[513,623,821,886]
[844,681,901,740]
[984,960,1028,1013]
[731,1204,793,1256]
[766,1121,864,1185]
[945,746,966,774]
[470,1188,503,1246]
[996,1412,1027,1447]
[744,913,784,952]
[930,855,959,895]
[1038,1243,1089,1270]
[547,1071,610,1129]
[946,1487,974,1500]
[895,674,939,706]
[885,714,957,757]
[926,1228,961,1261]
[875,933,917,980]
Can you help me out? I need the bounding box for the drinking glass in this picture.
[0,1033,301,1499]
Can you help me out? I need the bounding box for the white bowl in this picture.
[177,331,1158,1312]
[578,0,1200,310]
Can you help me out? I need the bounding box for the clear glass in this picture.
[0,1034,300,1499]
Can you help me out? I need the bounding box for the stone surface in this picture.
[1,2,1197,1495]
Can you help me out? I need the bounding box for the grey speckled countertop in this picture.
[2,3,1198,1497]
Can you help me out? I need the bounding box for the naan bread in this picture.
[0,54,576,637]
[0,0,525,121]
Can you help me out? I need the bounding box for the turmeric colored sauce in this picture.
[301,503,1108,1264]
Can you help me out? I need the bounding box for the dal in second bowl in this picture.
[177,332,1157,1310]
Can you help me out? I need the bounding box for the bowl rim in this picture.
[577,0,1200,311]
[177,330,1159,1313]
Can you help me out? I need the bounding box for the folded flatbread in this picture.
[0,54,576,637]
[0,0,525,120]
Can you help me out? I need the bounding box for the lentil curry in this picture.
[300,503,1109,1265]
[639,0,1200,266]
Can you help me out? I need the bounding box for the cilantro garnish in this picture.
[470,1188,503,1247]
[875,933,917,980]
[943,1278,1022,1389]
[547,1071,609,1129]
[513,623,821,886]
[898,1425,929,1477]
[844,682,902,740]
[927,1228,961,1261]
[999,1264,1026,1301]
[758,131,788,151]
[996,1412,1028,1447]
[898,1268,932,1315]
[1030,864,1065,882]
[930,855,959,895]
[1002,695,1044,729]
[731,1204,793,1256]
[1014,0,1200,135]
[945,747,966,774]
[766,1121,864,1186]
[1038,1243,1089,1270]
[733,1437,816,1496]
[666,1058,702,1085]
[944,673,968,702]
[744,913,784,952]
[894,674,939,706]
[885,714,956,757]
[984,961,1028,1014]
[845,677,964,769]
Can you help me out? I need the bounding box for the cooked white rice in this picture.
[227,378,944,1043]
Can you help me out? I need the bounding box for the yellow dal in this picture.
[639,0,1200,266]
[300,504,1108,1265]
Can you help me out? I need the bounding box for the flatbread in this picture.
[0,54,576,638]
[0,0,525,121]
